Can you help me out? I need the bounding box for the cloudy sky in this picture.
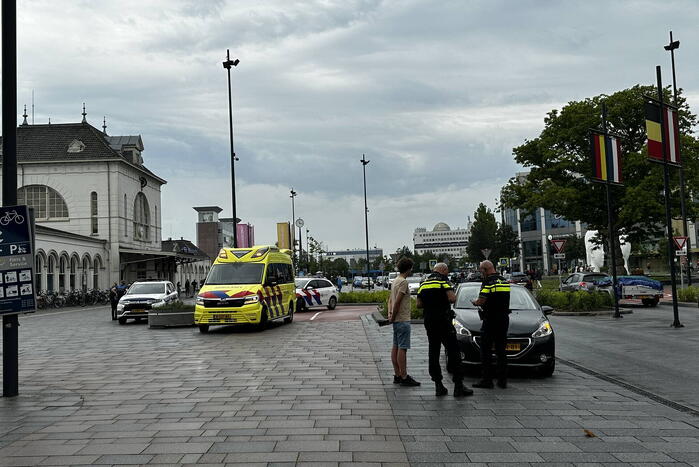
[11,0,699,254]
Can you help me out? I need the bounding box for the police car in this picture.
[295,277,338,311]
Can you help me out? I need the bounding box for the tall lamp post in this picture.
[223,49,240,247]
[360,154,371,289]
[664,31,692,286]
[290,188,297,268]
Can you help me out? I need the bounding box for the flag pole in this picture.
[656,66,682,328]
[601,102,621,319]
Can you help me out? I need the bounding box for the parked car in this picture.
[452,282,555,377]
[560,273,609,292]
[360,277,374,288]
[339,276,348,286]
[116,280,179,325]
[295,277,338,311]
[509,272,533,290]
[466,271,482,282]
[407,276,423,295]
[387,272,399,289]
[352,276,364,288]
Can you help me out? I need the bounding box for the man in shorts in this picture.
[388,257,420,386]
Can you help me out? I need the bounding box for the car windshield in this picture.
[295,279,310,288]
[206,263,265,285]
[455,285,539,310]
[128,283,166,295]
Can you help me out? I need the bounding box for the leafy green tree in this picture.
[493,224,519,261]
[467,203,498,263]
[500,85,699,275]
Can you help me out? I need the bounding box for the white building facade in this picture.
[0,116,201,291]
[413,222,470,259]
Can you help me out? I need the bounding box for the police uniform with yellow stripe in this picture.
[417,273,464,386]
[478,274,511,384]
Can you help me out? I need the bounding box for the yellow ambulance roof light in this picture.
[218,249,228,259]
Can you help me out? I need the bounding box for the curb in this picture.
[659,301,696,307]
[337,302,382,307]
[552,308,633,316]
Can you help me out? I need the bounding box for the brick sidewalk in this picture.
[0,308,698,466]
[363,315,699,466]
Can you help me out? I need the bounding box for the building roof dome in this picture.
[433,222,450,231]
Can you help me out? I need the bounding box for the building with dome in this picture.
[413,221,471,259]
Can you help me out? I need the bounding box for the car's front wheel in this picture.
[327,296,337,310]
[118,317,126,325]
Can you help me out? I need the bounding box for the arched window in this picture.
[123,195,128,237]
[91,192,98,234]
[93,257,101,289]
[35,252,45,291]
[70,255,79,290]
[18,185,69,220]
[82,256,90,290]
[47,254,56,292]
[133,193,150,241]
[59,255,68,292]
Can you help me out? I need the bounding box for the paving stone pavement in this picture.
[0,307,697,466]
[362,315,699,467]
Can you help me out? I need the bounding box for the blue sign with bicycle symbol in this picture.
[0,205,35,315]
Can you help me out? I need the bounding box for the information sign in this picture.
[499,257,509,267]
[553,253,566,259]
[675,250,687,256]
[0,205,35,315]
[428,259,437,269]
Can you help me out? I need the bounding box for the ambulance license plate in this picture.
[213,314,228,321]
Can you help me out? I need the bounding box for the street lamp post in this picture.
[290,188,298,269]
[360,154,371,289]
[664,31,692,286]
[223,49,240,248]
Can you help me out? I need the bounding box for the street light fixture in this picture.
[223,49,240,247]
[360,154,371,289]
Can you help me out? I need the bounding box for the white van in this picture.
[387,272,399,290]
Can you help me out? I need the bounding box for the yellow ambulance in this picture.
[194,245,295,333]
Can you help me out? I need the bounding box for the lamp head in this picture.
[664,40,680,51]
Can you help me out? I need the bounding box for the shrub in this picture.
[534,289,611,312]
[338,290,390,304]
[378,296,423,320]
[677,286,699,302]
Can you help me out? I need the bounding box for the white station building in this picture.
[413,221,471,259]
[0,110,208,292]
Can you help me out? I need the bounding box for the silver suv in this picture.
[116,281,178,324]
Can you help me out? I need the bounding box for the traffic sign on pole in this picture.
[553,253,566,259]
[673,236,688,251]
[551,239,567,253]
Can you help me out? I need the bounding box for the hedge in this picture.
[377,297,423,320]
[676,286,699,302]
[338,290,390,304]
[534,289,612,312]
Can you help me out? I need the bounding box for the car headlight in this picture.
[244,295,260,304]
[196,297,205,306]
[117,304,124,311]
[532,320,553,338]
[452,319,471,336]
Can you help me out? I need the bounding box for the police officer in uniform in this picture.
[472,260,511,389]
[417,263,473,397]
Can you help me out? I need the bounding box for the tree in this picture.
[466,203,498,263]
[500,85,699,275]
[493,224,519,261]
[563,235,587,263]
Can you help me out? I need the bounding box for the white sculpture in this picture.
[584,230,631,274]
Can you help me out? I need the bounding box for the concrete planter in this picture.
[148,306,195,328]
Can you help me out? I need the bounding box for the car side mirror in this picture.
[541,306,553,316]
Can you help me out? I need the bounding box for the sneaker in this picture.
[435,381,448,396]
[496,379,507,389]
[453,383,474,397]
[393,375,401,384]
[400,375,421,387]
[472,380,494,389]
